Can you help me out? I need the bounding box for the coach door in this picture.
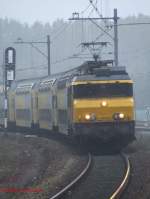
[52,95,57,130]
[67,85,73,130]
[57,78,69,134]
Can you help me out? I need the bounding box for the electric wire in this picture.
[27,0,113,67]
[89,18,114,40]
[80,2,91,15]
[51,1,94,43]
[17,2,149,71]
[118,22,150,26]
[17,64,47,71]
[30,43,47,58]
[89,0,103,17]
[51,21,73,42]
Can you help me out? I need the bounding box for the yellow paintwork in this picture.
[73,97,134,123]
[15,95,28,127]
[38,89,53,130]
[56,87,68,134]
[32,89,38,124]
[8,90,15,122]
[72,80,133,85]
[57,89,68,108]
[39,121,52,130]
[38,92,50,109]
[15,95,25,109]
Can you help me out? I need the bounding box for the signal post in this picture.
[4,47,16,129]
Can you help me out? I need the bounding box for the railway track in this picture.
[136,123,150,131]
[49,153,130,199]
[19,126,149,199]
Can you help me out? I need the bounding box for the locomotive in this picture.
[0,60,135,146]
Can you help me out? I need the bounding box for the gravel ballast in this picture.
[0,132,87,199]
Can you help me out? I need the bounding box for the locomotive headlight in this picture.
[85,113,96,121]
[113,113,125,120]
[85,114,91,120]
[113,113,118,120]
[74,100,77,105]
[102,101,107,107]
[119,113,124,119]
[91,113,96,121]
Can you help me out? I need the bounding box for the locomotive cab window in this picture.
[73,83,133,98]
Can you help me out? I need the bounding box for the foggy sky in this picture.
[0,0,150,25]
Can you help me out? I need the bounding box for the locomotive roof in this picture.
[51,60,129,79]
[72,73,131,82]
[8,61,131,90]
[71,61,131,82]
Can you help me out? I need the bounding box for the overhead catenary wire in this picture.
[17,5,150,73]
[89,18,114,40]
[88,7,95,18]
[29,2,92,45]
[17,64,48,71]
[118,22,150,26]
[51,1,94,43]
[119,46,150,56]
[51,1,95,44]
[89,0,110,27]
[80,2,91,15]
[92,21,150,51]
[100,0,103,16]
[30,43,47,58]
[51,24,114,65]
[16,1,119,72]
[51,21,73,42]
[89,0,103,17]
[93,25,113,43]
[51,46,89,65]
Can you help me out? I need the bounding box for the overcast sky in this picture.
[0,0,150,25]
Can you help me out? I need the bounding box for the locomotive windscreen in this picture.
[73,83,133,98]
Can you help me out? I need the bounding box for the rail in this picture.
[49,153,92,199]
[136,121,150,131]
[109,153,131,199]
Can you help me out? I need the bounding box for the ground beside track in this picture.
[0,132,87,199]
[122,129,150,199]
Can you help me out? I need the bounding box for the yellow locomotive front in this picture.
[71,66,135,145]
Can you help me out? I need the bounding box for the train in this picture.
[0,60,135,147]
